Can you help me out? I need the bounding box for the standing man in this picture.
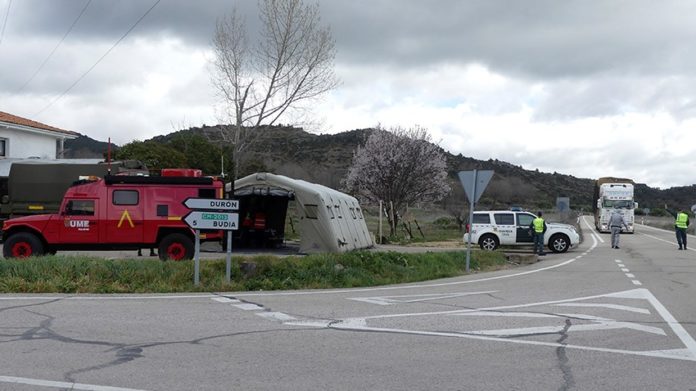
[530,211,547,256]
[665,204,690,250]
[609,209,628,249]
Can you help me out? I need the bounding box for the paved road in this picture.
[1,217,695,390]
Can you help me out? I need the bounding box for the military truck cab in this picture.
[2,170,224,260]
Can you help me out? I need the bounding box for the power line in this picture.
[0,0,12,46]
[34,0,161,117]
[17,0,93,93]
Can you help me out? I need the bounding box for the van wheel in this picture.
[478,234,499,251]
[549,233,570,253]
[3,232,45,258]
[159,234,194,261]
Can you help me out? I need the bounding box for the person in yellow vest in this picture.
[529,211,548,256]
[665,204,690,250]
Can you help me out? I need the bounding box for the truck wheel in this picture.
[158,233,194,261]
[549,233,570,253]
[3,233,45,258]
[478,234,499,251]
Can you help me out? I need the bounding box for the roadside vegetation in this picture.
[0,250,507,294]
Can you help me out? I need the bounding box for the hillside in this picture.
[65,126,695,212]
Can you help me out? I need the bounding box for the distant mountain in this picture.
[63,135,114,159]
[69,126,696,212]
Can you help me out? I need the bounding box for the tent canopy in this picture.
[229,173,374,253]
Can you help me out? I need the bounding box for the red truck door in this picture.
[58,198,100,243]
[105,189,144,243]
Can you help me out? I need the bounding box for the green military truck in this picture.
[0,159,148,223]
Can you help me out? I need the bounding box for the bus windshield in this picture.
[603,199,634,209]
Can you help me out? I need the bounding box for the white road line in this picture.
[609,289,696,357]
[0,294,220,301]
[256,312,297,322]
[617,263,625,267]
[320,288,696,362]
[555,303,650,314]
[581,216,605,243]
[348,291,498,306]
[0,375,149,391]
[233,303,264,311]
[632,280,642,286]
[626,273,635,278]
[621,268,630,272]
[212,297,240,303]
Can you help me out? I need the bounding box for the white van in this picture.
[463,210,580,253]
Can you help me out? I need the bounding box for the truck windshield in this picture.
[603,199,634,209]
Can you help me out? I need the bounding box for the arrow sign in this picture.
[183,211,239,230]
[183,198,239,211]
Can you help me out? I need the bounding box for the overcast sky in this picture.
[1,0,695,188]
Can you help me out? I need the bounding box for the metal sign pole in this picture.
[225,232,232,283]
[465,169,478,273]
[194,229,201,286]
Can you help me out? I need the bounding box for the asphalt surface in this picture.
[1,218,696,390]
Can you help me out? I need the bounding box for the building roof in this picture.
[0,111,80,137]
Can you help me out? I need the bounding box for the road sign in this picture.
[458,170,493,204]
[183,211,239,230]
[183,198,239,211]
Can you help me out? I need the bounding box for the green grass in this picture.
[0,250,507,293]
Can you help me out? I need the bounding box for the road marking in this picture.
[212,297,240,303]
[308,288,696,362]
[621,268,629,272]
[632,280,643,286]
[0,375,149,391]
[637,229,696,252]
[257,312,297,322]
[555,303,650,314]
[348,291,497,306]
[234,303,264,311]
[581,216,605,243]
[626,273,635,278]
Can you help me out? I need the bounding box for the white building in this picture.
[0,111,79,159]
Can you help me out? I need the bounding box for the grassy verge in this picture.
[0,250,507,293]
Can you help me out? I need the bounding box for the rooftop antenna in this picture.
[107,137,112,175]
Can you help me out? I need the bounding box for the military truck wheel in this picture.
[3,232,45,258]
[478,234,499,251]
[158,233,194,261]
[549,233,570,253]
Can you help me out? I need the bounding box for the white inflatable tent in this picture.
[230,173,374,253]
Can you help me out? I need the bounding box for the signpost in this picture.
[182,198,239,286]
[458,170,494,273]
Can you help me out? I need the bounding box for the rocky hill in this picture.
[65,126,695,212]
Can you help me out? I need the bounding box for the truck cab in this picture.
[2,170,223,260]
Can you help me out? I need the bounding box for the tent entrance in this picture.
[232,187,294,248]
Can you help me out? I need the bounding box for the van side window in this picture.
[113,190,139,205]
[65,200,95,216]
[472,214,490,224]
[494,213,514,225]
[517,213,534,227]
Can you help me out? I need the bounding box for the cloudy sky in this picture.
[1,0,695,188]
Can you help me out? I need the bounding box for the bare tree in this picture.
[211,0,338,180]
[344,126,452,235]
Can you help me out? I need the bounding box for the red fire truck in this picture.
[2,169,224,260]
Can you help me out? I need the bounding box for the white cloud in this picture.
[2,1,696,188]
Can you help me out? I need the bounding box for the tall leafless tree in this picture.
[211,0,338,180]
[344,126,452,236]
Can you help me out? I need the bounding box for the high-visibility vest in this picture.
[676,212,689,229]
[533,217,545,233]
